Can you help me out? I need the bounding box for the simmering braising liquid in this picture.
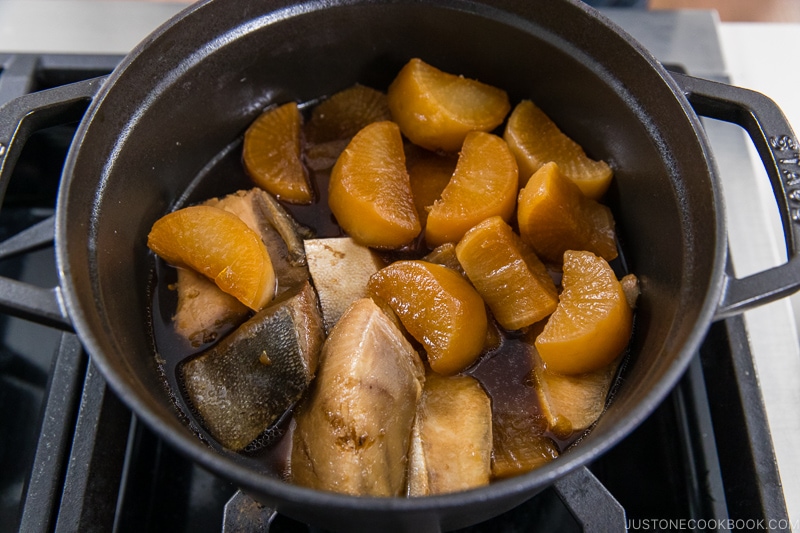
[148,102,630,480]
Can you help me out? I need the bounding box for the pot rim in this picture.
[53,0,729,518]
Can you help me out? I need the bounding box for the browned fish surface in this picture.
[181,281,324,451]
[172,267,249,347]
[490,410,559,479]
[532,345,622,439]
[407,372,492,496]
[291,298,424,496]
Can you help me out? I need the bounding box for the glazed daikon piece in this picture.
[407,372,492,496]
[181,281,324,451]
[367,260,488,376]
[205,188,310,293]
[148,205,275,312]
[243,102,313,204]
[422,242,464,274]
[304,237,385,333]
[170,188,311,346]
[291,298,425,496]
[306,83,391,144]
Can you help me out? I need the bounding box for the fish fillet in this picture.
[291,298,424,496]
[181,281,324,451]
[172,267,249,347]
[532,346,622,439]
[407,372,492,496]
[304,237,385,333]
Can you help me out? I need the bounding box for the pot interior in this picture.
[57,0,723,529]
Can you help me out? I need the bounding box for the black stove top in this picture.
[0,53,791,533]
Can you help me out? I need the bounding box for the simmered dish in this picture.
[147,58,638,497]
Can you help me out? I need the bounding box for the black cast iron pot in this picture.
[1,0,799,531]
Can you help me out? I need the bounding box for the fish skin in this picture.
[291,298,424,496]
[181,280,324,452]
[250,186,313,265]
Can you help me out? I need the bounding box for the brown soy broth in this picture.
[467,335,541,425]
[149,258,288,476]
[466,332,583,454]
[147,93,631,484]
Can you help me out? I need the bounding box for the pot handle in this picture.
[670,71,800,320]
[553,466,627,530]
[0,76,106,330]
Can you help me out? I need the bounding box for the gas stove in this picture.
[0,5,797,532]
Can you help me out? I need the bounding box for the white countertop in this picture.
[1,1,798,527]
[718,22,800,528]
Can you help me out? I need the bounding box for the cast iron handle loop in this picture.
[671,71,800,320]
[0,76,106,330]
